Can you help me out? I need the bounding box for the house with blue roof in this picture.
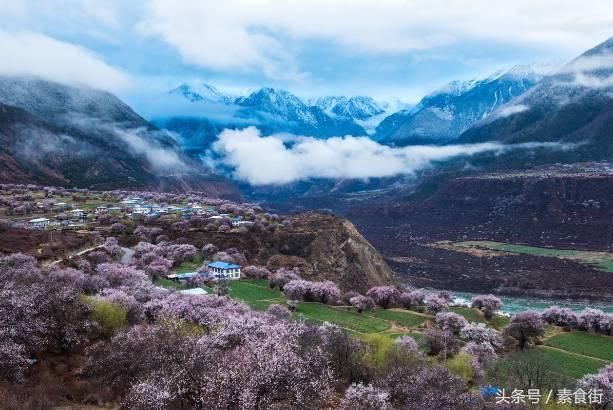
[207,261,241,280]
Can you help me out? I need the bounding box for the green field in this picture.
[454,241,613,272]
[449,306,488,324]
[544,331,613,362]
[154,278,186,289]
[537,346,607,379]
[368,309,429,329]
[295,303,391,333]
[174,256,205,273]
[228,280,284,310]
[490,315,510,329]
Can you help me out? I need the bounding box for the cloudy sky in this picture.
[2,0,613,105]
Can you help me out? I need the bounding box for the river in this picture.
[451,291,613,315]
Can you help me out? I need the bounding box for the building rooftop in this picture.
[179,288,208,296]
[29,218,50,223]
[169,272,199,279]
[208,261,241,269]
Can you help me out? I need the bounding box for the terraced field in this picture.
[537,347,607,379]
[544,331,613,362]
[449,306,488,324]
[450,240,613,272]
[368,309,428,328]
[295,303,390,333]
[225,280,424,336]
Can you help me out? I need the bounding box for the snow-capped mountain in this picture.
[375,64,551,145]
[169,83,234,105]
[234,87,368,137]
[457,37,613,167]
[155,86,368,154]
[236,87,319,125]
[313,96,386,121]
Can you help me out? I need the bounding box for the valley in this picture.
[346,165,613,302]
[5,3,613,409]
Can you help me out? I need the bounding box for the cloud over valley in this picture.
[209,127,574,185]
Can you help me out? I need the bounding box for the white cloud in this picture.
[116,128,186,172]
[494,104,530,118]
[140,0,613,79]
[555,53,613,89]
[561,54,613,74]
[210,127,571,185]
[572,73,613,89]
[0,30,130,92]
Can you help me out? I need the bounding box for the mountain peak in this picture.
[238,87,305,111]
[313,95,385,121]
[169,82,232,104]
[500,63,556,81]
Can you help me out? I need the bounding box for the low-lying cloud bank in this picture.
[210,127,572,185]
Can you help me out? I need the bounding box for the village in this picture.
[18,196,253,231]
[0,185,259,287]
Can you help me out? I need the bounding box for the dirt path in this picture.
[47,244,104,266]
[538,345,609,363]
[387,307,433,318]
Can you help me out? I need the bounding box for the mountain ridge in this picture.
[375,64,549,145]
[0,76,240,197]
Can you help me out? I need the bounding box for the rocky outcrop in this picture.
[293,216,395,292]
[175,212,394,293]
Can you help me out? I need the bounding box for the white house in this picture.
[28,217,50,230]
[70,209,85,219]
[167,206,182,214]
[207,261,241,280]
[231,217,253,227]
[95,205,108,215]
[191,204,204,215]
[132,205,151,215]
[107,207,122,214]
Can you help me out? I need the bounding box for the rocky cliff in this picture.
[156,212,394,293]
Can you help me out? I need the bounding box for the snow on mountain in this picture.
[429,79,480,98]
[236,87,318,126]
[156,86,368,151]
[313,96,386,121]
[169,83,234,105]
[309,95,390,135]
[312,96,349,115]
[375,64,549,144]
[460,37,613,151]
